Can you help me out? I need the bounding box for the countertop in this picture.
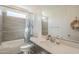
[30,37,79,54]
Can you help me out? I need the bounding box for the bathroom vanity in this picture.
[30,36,79,54]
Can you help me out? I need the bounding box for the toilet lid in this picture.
[20,44,33,49]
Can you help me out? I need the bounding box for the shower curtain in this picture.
[24,15,33,44]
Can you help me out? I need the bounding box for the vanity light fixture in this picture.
[42,16,48,22]
[71,16,79,30]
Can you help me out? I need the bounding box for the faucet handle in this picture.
[55,39,60,45]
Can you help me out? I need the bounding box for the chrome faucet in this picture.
[47,35,60,45]
[47,35,55,43]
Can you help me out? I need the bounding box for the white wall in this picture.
[45,6,79,42]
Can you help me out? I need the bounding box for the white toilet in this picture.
[20,44,33,54]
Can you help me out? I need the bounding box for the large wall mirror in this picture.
[41,16,48,36]
[0,10,2,44]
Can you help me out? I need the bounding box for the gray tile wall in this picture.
[2,16,26,41]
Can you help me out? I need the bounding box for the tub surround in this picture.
[0,39,24,54]
[30,36,79,54]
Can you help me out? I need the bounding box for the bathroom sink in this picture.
[30,37,79,54]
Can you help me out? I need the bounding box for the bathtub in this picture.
[0,39,24,54]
